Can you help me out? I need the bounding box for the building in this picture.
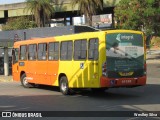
[0,0,121,28]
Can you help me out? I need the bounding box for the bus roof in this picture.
[14,29,143,46]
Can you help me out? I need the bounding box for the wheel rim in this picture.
[23,77,28,86]
[61,81,67,92]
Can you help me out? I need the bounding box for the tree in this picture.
[25,0,54,27]
[53,0,67,12]
[2,17,37,31]
[114,0,160,36]
[152,0,160,36]
[71,0,103,26]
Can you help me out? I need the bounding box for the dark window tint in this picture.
[28,44,37,60]
[88,38,99,60]
[48,42,59,60]
[60,41,73,60]
[12,48,19,64]
[20,45,27,60]
[38,43,47,60]
[74,40,87,60]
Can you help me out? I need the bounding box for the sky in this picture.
[0,0,25,5]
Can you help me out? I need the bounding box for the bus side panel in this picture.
[69,61,89,88]
[58,61,76,87]
[70,61,94,88]
[69,60,100,88]
[67,60,99,88]
[34,61,49,85]
[12,62,20,81]
[18,61,28,81]
[25,61,38,84]
[26,61,59,86]
[87,61,99,88]
[48,61,59,86]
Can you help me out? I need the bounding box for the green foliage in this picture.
[114,0,160,36]
[25,0,54,27]
[2,17,37,31]
[53,0,67,12]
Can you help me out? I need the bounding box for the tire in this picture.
[21,73,33,88]
[59,76,71,95]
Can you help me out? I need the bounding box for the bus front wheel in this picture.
[21,74,33,88]
[60,76,71,95]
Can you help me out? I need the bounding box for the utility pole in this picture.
[4,47,9,76]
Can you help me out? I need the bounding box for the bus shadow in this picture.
[0,83,160,112]
[31,84,60,92]
[26,84,141,100]
[74,89,141,100]
[32,83,160,101]
[30,84,140,99]
[75,84,160,102]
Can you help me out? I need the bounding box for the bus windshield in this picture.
[106,33,144,78]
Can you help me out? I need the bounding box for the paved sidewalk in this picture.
[0,75,13,82]
[146,49,160,63]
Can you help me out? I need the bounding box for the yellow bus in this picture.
[12,29,146,95]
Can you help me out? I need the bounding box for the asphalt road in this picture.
[0,61,160,120]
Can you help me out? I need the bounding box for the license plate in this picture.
[122,80,132,84]
[119,72,133,76]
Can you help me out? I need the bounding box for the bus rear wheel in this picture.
[59,76,71,95]
[21,73,33,88]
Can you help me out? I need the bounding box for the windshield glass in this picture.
[106,33,144,73]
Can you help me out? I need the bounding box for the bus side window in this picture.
[20,45,27,60]
[88,38,99,60]
[60,41,73,60]
[48,42,59,60]
[74,39,87,60]
[12,48,19,64]
[28,44,37,60]
[38,43,47,60]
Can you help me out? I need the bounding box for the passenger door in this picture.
[12,48,20,81]
[47,42,60,85]
[36,43,48,84]
[88,38,99,87]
